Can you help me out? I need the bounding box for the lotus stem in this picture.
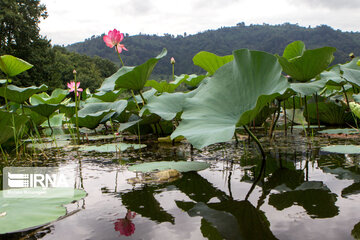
[304,96,310,131]
[342,85,351,110]
[245,157,266,201]
[243,125,266,161]
[74,71,80,144]
[131,90,141,111]
[115,46,125,67]
[47,117,53,136]
[315,93,320,129]
[291,96,295,133]
[283,101,287,136]
[139,90,147,105]
[172,63,175,81]
[270,101,281,139]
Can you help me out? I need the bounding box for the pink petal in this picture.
[76,82,81,88]
[77,88,83,92]
[103,35,114,48]
[67,82,72,88]
[120,44,128,51]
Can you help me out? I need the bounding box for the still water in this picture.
[1,129,360,239]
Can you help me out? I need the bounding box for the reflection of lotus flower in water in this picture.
[114,210,136,236]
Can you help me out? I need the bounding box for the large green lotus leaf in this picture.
[277,44,336,82]
[41,113,65,127]
[128,161,210,173]
[282,40,306,60]
[0,188,86,234]
[76,110,113,129]
[92,89,124,102]
[350,102,360,118]
[0,111,29,145]
[99,49,167,91]
[0,55,33,77]
[183,74,206,88]
[171,49,290,149]
[318,128,359,135]
[25,104,61,118]
[319,65,346,86]
[145,74,187,93]
[289,79,327,96]
[305,99,353,125]
[193,51,234,75]
[0,84,48,104]
[133,88,157,104]
[140,89,199,121]
[79,100,127,117]
[340,57,360,87]
[30,89,69,105]
[78,143,146,152]
[59,103,76,118]
[320,145,360,154]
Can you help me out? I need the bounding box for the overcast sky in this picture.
[39,0,360,46]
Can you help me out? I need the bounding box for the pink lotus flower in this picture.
[103,29,128,53]
[114,210,136,236]
[67,81,83,96]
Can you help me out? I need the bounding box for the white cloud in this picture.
[39,0,360,45]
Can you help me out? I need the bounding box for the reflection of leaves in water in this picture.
[264,168,304,190]
[269,181,339,218]
[120,186,174,224]
[177,200,277,240]
[174,172,229,202]
[352,222,360,240]
[209,201,277,240]
[200,218,223,240]
[342,182,360,197]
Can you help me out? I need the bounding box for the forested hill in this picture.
[66,23,360,76]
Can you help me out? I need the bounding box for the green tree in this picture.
[0,0,53,87]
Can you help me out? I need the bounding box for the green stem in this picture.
[342,85,351,110]
[283,101,287,136]
[139,90,147,105]
[315,93,320,129]
[243,125,266,161]
[172,64,175,81]
[48,117,53,136]
[115,46,124,67]
[4,76,9,111]
[131,90,141,111]
[74,72,80,144]
[304,96,310,131]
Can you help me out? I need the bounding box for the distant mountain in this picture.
[66,23,360,77]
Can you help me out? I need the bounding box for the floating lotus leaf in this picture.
[193,51,234,75]
[276,41,336,82]
[0,55,33,77]
[145,74,187,93]
[0,188,86,234]
[27,140,71,150]
[30,88,69,105]
[171,49,290,149]
[0,84,48,104]
[318,128,359,135]
[78,143,146,152]
[320,145,360,154]
[99,49,167,91]
[0,111,29,145]
[128,161,210,173]
[0,80,6,85]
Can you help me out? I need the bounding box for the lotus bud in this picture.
[170,57,175,64]
[73,69,77,74]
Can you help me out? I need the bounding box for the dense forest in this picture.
[67,23,360,77]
